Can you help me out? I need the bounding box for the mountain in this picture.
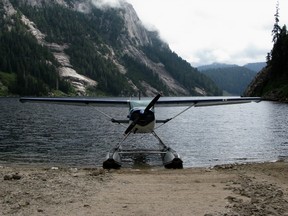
[243,62,266,73]
[199,64,257,95]
[245,25,288,102]
[0,0,221,96]
[197,63,238,71]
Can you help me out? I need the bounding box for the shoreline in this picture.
[1,161,288,215]
[0,156,284,168]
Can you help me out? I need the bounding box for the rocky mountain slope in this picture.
[0,0,221,96]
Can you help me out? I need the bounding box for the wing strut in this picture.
[155,103,196,130]
[93,107,127,128]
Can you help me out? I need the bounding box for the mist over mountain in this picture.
[0,0,221,96]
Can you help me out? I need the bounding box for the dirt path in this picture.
[1,162,288,215]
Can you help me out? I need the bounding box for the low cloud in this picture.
[230,46,269,66]
[190,48,230,66]
[91,0,123,8]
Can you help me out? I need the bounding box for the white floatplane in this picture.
[20,94,261,169]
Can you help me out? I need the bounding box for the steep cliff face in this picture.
[244,66,288,102]
[1,0,220,96]
[244,66,271,97]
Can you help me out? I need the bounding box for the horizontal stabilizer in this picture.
[156,119,172,123]
[111,119,129,124]
[111,119,172,124]
[119,150,166,154]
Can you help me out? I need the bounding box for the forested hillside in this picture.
[0,0,221,96]
[199,65,256,95]
[197,63,237,71]
[243,62,266,73]
[0,11,73,96]
[245,4,288,102]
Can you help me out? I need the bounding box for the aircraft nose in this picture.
[129,109,155,126]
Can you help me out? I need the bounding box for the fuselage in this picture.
[127,100,156,133]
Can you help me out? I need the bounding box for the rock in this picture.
[12,173,22,180]
[89,168,105,176]
[3,173,22,180]
[11,204,21,210]
[51,167,59,170]
[224,174,288,216]
[19,200,30,207]
[69,168,78,173]
[4,174,13,181]
[213,164,236,170]
[225,196,243,203]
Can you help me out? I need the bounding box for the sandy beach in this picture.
[1,161,288,216]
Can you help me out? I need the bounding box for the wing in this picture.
[156,96,261,107]
[19,96,261,107]
[19,97,130,107]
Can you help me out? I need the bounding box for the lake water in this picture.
[0,97,288,168]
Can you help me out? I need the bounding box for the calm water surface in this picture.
[0,97,287,168]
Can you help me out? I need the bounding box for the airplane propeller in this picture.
[124,93,161,135]
[144,93,161,113]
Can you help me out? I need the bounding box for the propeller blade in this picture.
[124,93,161,135]
[144,93,161,113]
[124,117,139,134]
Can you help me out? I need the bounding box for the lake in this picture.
[0,97,287,168]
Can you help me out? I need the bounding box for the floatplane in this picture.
[20,94,260,169]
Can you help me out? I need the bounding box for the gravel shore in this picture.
[1,161,288,215]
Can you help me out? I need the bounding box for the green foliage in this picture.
[0,13,73,96]
[143,44,222,96]
[263,24,288,100]
[10,2,131,96]
[66,41,133,96]
[269,25,288,74]
[272,1,281,43]
[122,55,170,95]
[267,2,288,76]
[0,84,8,96]
[0,72,17,96]
[249,2,288,101]
[1,1,224,97]
[14,2,124,46]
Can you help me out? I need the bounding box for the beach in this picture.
[1,161,288,216]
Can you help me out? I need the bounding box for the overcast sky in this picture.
[126,0,288,66]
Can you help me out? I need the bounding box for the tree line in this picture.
[142,41,222,96]
[0,13,73,96]
[246,1,288,101]
[1,1,223,96]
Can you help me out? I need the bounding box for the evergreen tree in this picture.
[272,1,281,43]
